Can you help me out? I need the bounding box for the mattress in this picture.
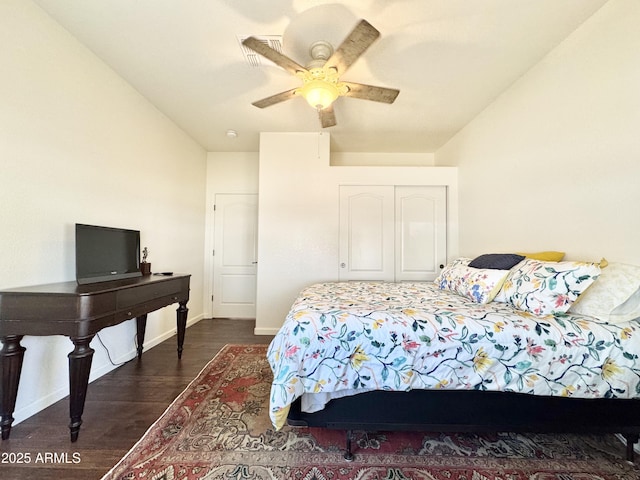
[266,281,640,430]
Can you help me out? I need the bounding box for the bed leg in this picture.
[344,430,354,462]
[625,434,638,463]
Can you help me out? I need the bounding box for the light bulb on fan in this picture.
[300,79,339,110]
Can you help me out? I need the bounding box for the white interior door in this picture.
[212,194,258,318]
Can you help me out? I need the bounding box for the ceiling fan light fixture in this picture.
[242,20,399,126]
[300,79,339,110]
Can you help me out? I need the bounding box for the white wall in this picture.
[436,0,640,264]
[0,0,207,424]
[255,132,457,334]
[331,152,435,167]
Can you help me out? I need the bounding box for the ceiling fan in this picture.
[242,19,400,128]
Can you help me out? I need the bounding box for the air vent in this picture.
[237,35,283,67]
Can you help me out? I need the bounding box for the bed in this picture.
[266,255,640,461]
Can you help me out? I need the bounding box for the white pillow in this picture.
[608,287,640,324]
[569,262,640,322]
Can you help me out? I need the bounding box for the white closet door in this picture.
[395,186,447,281]
[339,186,395,281]
[339,185,447,282]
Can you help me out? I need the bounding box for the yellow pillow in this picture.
[516,251,565,262]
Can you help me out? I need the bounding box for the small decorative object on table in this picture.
[140,247,151,275]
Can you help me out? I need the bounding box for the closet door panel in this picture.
[339,186,394,281]
[395,186,447,281]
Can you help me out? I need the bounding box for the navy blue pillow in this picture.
[468,253,525,270]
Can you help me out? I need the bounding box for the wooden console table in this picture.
[0,273,190,442]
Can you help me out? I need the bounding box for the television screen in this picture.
[75,223,142,284]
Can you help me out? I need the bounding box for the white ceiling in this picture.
[33,0,607,153]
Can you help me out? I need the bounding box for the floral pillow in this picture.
[434,257,472,284]
[435,258,510,304]
[496,259,601,315]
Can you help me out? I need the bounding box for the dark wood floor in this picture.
[0,318,273,480]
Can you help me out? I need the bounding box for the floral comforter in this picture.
[266,281,640,430]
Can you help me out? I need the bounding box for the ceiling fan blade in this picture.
[242,37,308,76]
[341,82,400,103]
[318,105,337,128]
[324,19,380,75]
[251,88,298,108]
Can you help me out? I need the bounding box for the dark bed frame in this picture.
[287,389,640,462]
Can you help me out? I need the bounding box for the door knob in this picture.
[340,263,346,268]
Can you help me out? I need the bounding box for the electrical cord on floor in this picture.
[95,332,128,367]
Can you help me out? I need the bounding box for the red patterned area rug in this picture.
[102,344,639,480]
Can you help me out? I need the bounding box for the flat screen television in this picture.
[75,223,142,284]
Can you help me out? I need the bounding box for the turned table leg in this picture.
[176,301,188,359]
[625,433,639,463]
[0,335,25,440]
[136,314,148,360]
[68,335,95,442]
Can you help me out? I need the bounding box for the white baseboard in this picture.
[137,313,204,353]
[12,313,205,426]
[254,327,279,336]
